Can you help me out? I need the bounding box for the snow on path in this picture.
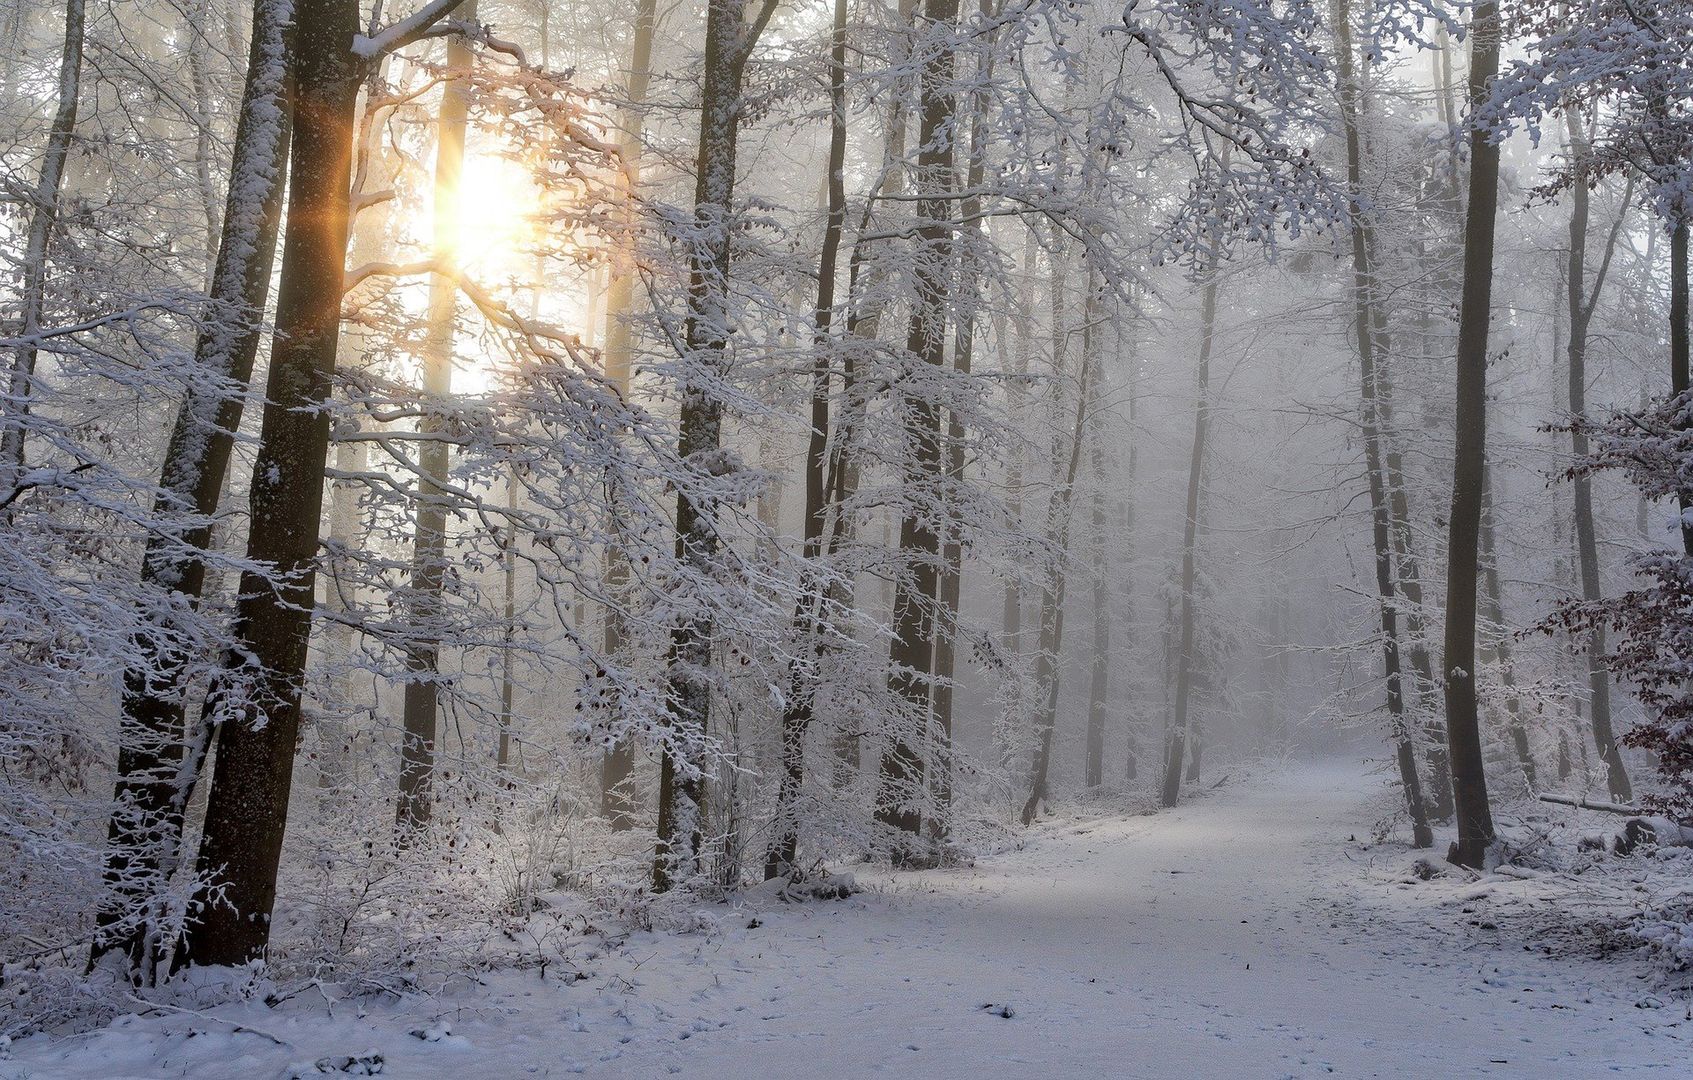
[9,759,1687,1078]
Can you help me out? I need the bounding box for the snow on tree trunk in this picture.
[764,0,850,880]
[875,0,959,865]
[653,0,772,893]
[0,0,83,495]
[91,0,292,981]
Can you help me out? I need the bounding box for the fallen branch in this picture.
[1537,792,1643,816]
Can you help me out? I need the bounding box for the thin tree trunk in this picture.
[0,0,85,493]
[1441,0,1502,869]
[1332,0,1432,846]
[764,0,849,880]
[1003,229,1035,658]
[1479,466,1537,789]
[652,0,776,892]
[1564,115,1632,802]
[1020,345,1097,824]
[1121,304,1139,782]
[1085,420,1109,789]
[496,470,518,772]
[1672,220,1691,557]
[91,0,292,979]
[598,0,658,829]
[320,435,366,797]
[1161,270,1217,809]
[397,0,476,835]
[875,0,958,865]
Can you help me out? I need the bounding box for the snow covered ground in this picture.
[7,759,1688,1078]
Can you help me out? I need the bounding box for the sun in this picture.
[441,152,538,278]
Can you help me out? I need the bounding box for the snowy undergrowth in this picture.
[1352,790,1693,1002]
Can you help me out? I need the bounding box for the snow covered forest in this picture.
[3,0,1693,1073]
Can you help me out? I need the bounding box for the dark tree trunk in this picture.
[91,0,292,980]
[930,0,996,839]
[653,0,772,892]
[176,0,369,967]
[1441,0,1502,869]
[875,0,958,864]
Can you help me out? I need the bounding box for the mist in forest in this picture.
[2,0,1691,1074]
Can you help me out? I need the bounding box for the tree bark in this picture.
[91,0,292,979]
[1441,0,1502,869]
[1085,417,1109,790]
[930,0,996,839]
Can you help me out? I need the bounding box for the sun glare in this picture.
[442,153,538,277]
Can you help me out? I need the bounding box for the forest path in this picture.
[13,759,1687,1078]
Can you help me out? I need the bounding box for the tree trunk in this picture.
[1020,345,1097,825]
[320,435,366,797]
[875,0,958,864]
[91,0,292,979]
[930,0,996,840]
[0,0,84,493]
[597,0,658,829]
[496,471,518,772]
[1085,423,1109,789]
[1161,270,1217,809]
[397,0,476,836]
[1478,466,1537,789]
[1003,230,1036,654]
[1121,304,1140,782]
[1564,116,1632,802]
[653,0,773,892]
[1673,220,1691,557]
[764,0,849,881]
[1440,0,1502,869]
[1332,0,1432,847]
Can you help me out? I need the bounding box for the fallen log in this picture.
[1536,792,1642,816]
[1538,793,1693,854]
